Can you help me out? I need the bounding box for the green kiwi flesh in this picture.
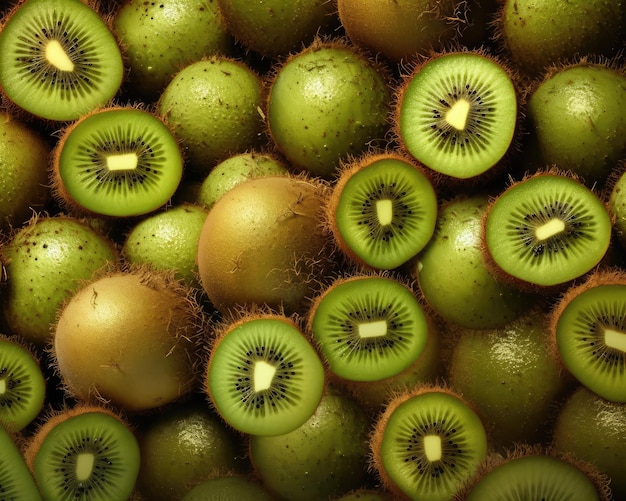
[0,423,42,500]
[371,388,488,501]
[53,107,183,217]
[464,454,607,500]
[483,172,612,289]
[308,275,430,381]
[206,315,325,436]
[397,51,517,179]
[0,0,124,122]
[329,154,438,270]
[551,271,626,403]
[0,337,46,433]
[29,409,140,501]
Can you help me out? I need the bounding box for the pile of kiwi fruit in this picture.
[0,0,625,499]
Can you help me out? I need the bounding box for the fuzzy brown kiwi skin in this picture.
[479,167,615,296]
[391,47,526,191]
[452,443,613,501]
[323,150,436,271]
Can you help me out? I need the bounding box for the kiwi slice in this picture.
[462,451,610,501]
[205,314,325,436]
[327,153,438,270]
[0,336,46,433]
[0,424,42,500]
[0,0,124,122]
[396,50,518,180]
[307,274,430,382]
[52,106,183,217]
[24,406,140,501]
[550,269,626,403]
[482,171,613,290]
[370,386,488,501]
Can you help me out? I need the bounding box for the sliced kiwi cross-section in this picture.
[396,50,518,180]
[205,314,325,436]
[0,0,124,122]
[52,106,183,217]
[307,274,430,382]
[482,171,612,290]
[0,423,42,500]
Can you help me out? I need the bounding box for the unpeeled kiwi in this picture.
[52,105,184,217]
[24,405,140,501]
[0,0,124,122]
[205,312,326,437]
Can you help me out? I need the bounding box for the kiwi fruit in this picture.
[205,312,325,436]
[481,170,613,291]
[0,0,124,122]
[370,385,488,501]
[395,49,518,181]
[52,105,184,217]
[307,273,432,382]
[549,268,626,403]
[0,335,46,433]
[326,152,438,270]
[52,266,203,412]
[457,446,611,501]
[24,405,140,501]
[182,474,274,501]
[607,161,626,250]
[0,422,42,500]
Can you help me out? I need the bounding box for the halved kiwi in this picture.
[205,313,325,436]
[395,50,518,180]
[0,423,42,500]
[307,273,431,382]
[0,0,124,122]
[24,405,140,501]
[481,170,613,291]
[326,152,438,270]
[0,336,46,433]
[549,268,626,403]
[51,106,183,217]
[370,385,488,501]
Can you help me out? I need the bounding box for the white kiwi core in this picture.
[376,199,393,226]
[535,218,565,241]
[358,319,388,339]
[445,99,471,130]
[45,40,75,72]
[604,328,626,353]
[106,153,139,171]
[253,360,277,392]
[75,452,95,481]
[423,434,443,461]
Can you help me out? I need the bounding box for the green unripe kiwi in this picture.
[182,475,274,501]
[267,39,391,179]
[1,215,118,346]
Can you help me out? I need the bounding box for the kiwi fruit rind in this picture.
[549,268,626,403]
[52,105,184,217]
[0,0,124,122]
[395,49,518,181]
[205,313,326,437]
[24,405,140,501]
[370,384,488,501]
[481,170,613,291]
[307,273,431,382]
[326,152,438,270]
[0,335,46,433]
[0,422,42,500]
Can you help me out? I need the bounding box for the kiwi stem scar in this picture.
[106,153,139,171]
[535,218,565,241]
[423,434,443,462]
[253,360,277,392]
[45,40,75,72]
[358,319,388,339]
[75,452,95,481]
[376,199,393,226]
[445,99,471,130]
[604,329,626,353]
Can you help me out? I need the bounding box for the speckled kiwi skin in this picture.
[1,216,118,346]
